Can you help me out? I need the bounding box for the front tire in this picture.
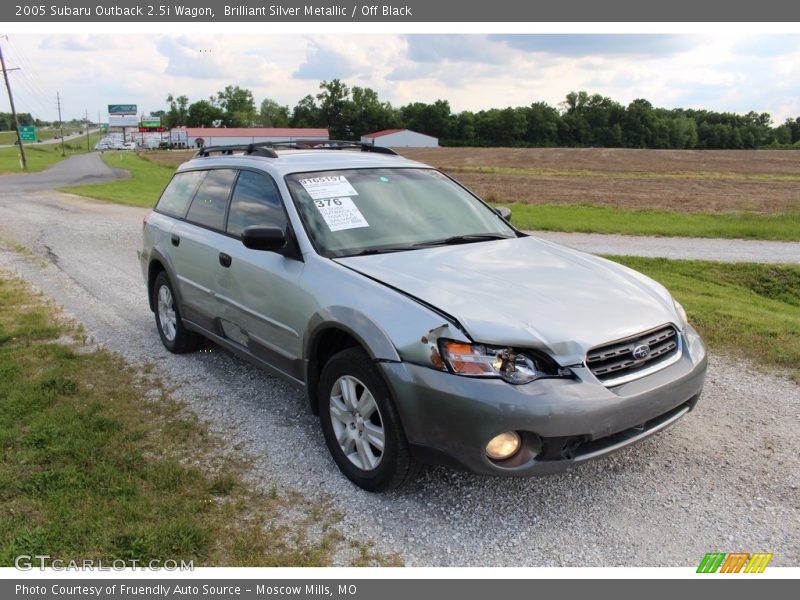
[152,271,200,354]
[319,347,417,492]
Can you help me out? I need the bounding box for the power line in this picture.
[56,91,65,156]
[5,39,51,117]
[0,35,27,168]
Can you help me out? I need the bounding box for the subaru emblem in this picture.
[632,344,651,360]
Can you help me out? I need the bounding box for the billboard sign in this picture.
[109,115,139,127]
[19,126,36,142]
[108,104,137,115]
[141,119,161,128]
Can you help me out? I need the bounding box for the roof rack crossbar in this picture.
[195,141,278,158]
[194,139,398,158]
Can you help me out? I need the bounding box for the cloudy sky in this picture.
[2,33,799,124]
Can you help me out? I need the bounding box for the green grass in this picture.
[608,257,800,380]
[61,152,174,207]
[503,203,800,241]
[0,133,102,174]
[0,273,393,566]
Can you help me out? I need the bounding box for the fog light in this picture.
[486,431,521,460]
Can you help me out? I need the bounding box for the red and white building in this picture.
[360,129,439,148]
[176,127,329,148]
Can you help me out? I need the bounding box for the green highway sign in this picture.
[19,126,36,142]
[108,104,137,114]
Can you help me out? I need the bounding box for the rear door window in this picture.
[226,171,287,237]
[155,170,206,218]
[185,169,237,231]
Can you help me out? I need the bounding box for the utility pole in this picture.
[85,109,90,152]
[0,35,27,169]
[56,91,65,156]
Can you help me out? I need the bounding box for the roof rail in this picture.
[194,139,398,158]
[195,141,278,158]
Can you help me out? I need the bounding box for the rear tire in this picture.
[319,347,417,492]
[152,271,200,354]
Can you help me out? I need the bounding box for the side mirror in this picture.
[241,225,287,251]
[495,206,512,221]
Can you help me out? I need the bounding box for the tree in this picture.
[317,79,351,138]
[290,95,321,128]
[164,94,189,128]
[186,100,224,127]
[525,102,560,146]
[257,99,290,127]
[783,117,800,144]
[399,100,452,139]
[622,99,656,148]
[345,86,399,137]
[216,85,256,127]
[452,111,476,144]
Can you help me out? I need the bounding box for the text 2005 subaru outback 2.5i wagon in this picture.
[138,141,707,491]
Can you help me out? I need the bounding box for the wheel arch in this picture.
[303,308,401,415]
[146,249,181,312]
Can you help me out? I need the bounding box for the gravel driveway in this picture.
[0,189,797,567]
[530,231,800,264]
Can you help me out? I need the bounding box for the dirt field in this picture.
[146,147,800,214]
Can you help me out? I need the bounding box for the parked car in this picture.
[138,141,707,491]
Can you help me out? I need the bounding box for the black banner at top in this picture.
[4,0,800,22]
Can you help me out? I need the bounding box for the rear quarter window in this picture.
[155,170,207,218]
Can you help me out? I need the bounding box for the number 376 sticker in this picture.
[313,197,369,232]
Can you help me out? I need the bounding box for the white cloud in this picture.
[0,33,797,124]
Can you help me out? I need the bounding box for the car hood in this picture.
[334,237,680,366]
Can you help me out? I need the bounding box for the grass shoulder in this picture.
[607,257,800,381]
[60,152,174,208]
[0,272,397,566]
[504,203,800,242]
[0,134,103,174]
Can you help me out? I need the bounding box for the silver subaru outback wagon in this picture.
[139,141,707,491]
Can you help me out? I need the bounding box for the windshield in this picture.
[285,168,516,257]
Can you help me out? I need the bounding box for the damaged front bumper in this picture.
[379,326,707,476]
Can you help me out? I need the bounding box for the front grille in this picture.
[586,324,679,385]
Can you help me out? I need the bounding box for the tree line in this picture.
[151,80,800,149]
[0,112,93,131]
[0,112,35,131]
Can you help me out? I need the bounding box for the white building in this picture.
[361,129,439,148]
[180,127,329,149]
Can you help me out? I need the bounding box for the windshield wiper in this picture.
[344,245,414,257]
[342,234,511,257]
[412,233,512,248]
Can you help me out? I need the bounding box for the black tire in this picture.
[152,271,200,354]
[319,347,417,492]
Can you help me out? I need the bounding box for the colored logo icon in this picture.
[697,552,773,573]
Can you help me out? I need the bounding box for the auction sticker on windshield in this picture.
[314,197,369,231]
[300,175,358,200]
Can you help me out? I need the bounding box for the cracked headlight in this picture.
[439,340,547,384]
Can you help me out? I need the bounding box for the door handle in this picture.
[170,234,180,247]
[218,252,232,268]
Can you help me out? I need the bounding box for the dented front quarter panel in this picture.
[300,256,470,367]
